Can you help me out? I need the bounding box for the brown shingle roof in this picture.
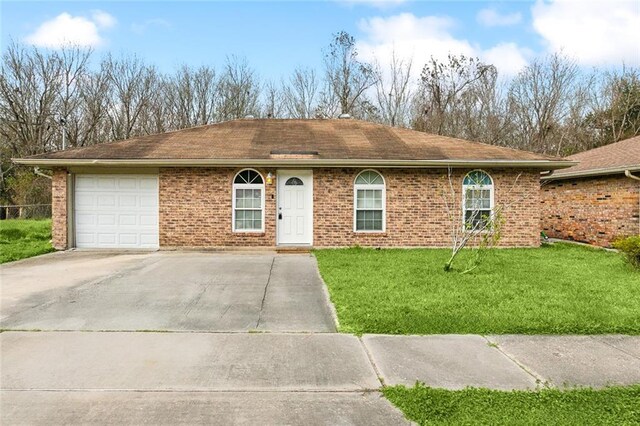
[549,135,640,179]
[17,119,571,168]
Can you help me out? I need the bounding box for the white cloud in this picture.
[356,13,529,78]
[532,0,640,65]
[92,10,116,29]
[482,43,531,75]
[131,18,171,35]
[476,8,522,27]
[25,11,116,48]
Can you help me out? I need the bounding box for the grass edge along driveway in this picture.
[0,219,54,264]
[314,243,640,335]
[384,384,640,425]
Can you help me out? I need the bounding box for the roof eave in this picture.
[542,165,640,180]
[13,158,576,169]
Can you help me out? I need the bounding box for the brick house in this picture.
[541,136,640,247]
[16,118,571,250]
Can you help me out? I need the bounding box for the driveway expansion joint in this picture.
[255,256,276,329]
[481,335,545,385]
[358,336,385,388]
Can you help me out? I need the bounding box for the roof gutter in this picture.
[542,165,640,181]
[13,158,576,169]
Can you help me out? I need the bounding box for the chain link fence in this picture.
[0,204,52,220]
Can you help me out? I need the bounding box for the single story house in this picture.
[15,118,572,250]
[541,135,640,247]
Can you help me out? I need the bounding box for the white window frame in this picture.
[461,170,494,230]
[232,169,265,233]
[353,169,386,233]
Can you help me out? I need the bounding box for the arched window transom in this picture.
[233,169,264,232]
[234,169,264,185]
[354,170,385,232]
[462,170,494,229]
[285,177,304,186]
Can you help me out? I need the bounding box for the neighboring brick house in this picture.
[15,118,571,250]
[541,136,640,247]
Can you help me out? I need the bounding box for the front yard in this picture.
[0,219,54,264]
[315,243,640,335]
[384,384,640,425]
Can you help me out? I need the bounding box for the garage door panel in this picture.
[75,176,96,190]
[139,214,157,226]
[75,194,95,207]
[98,233,117,244]
[75,174,159,249]
[76,233,96,245]
[118,178,137,189]
[118,194,137,208]
[118,214,137,226]
[97,214,116,226]
[76,214,96,226]
[138,178,158,189]
[97,195,116,207]
[97,177,117,189]
[139,195,156,208]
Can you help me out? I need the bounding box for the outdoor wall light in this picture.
[266,172,274,185]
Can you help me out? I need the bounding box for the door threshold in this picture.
[276,245,313,254]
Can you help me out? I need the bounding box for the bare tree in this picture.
[164,65,218,129]
[324,31,375,116]
[282,67,319,119]
[413,54,495,137]
[439,168,521,273]
[507,53,580,154]
[587,66,640,146]
[262,80,285,118]
[217,56,260,120]
[102,54,160,140]
[373,50,413,127]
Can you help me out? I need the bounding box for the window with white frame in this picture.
[462,170,493,229]
[354,170,385,232]
[233,169,264,232]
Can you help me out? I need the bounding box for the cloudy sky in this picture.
[2,0,639,78]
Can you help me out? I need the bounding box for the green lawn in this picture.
[0,219,54,264]
[314,244,640,335]
[384,384,640,425]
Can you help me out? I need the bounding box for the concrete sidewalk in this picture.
[2,331,639,425]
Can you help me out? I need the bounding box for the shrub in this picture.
[613,236,640,269]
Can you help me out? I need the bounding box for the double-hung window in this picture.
[462,170,493,229]
[233,169,264,232]
[354,170,385,232]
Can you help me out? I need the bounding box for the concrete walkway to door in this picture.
[0,251,336,332]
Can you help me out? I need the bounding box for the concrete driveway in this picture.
[0,251,336,332]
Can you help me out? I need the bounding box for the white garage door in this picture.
[74,174,159,249]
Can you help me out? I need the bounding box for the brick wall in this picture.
[51,167,541,249]
[312,168,540,247]
[541,174,640,247]
[159,168,276,247]
[158,167,540,248]
[51,168,68,250]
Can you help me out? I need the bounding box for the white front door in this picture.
[277,170,313,245]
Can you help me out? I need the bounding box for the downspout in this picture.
[625,170,640,236]
[34,167,52,180]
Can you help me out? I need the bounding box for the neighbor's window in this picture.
[354,170,385,232]
[233,169,264,232]
[463,170,493,229]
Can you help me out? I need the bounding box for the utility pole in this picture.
[60,117,67,150]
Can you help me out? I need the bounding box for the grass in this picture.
[0,219,54,264]
[383,384,640,425]
[314,243,640,335]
